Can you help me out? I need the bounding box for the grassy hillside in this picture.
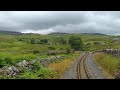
[0,32,120,79]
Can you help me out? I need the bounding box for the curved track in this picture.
[77,52,91,79]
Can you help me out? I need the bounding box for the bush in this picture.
[39,39,48,44]
[30,39,36,44]
[86,43,91,46]
[93,42,101,45]
[47,52,56,56]
[16,67,57,79]
[17,72,38,79]
[66,48,71,54]
[32,61,43,71]
[59,48,64,50]
[36,68,58,79]
[33,50,40,54]
[48,46,55,50]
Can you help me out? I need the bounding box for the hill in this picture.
[0,30,22,35]
[81,33,107,36]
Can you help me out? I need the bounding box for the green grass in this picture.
[94,52,120,76]
[0,33,120,79]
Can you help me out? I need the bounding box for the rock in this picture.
[2,66,8,70]
[16,62,22,67]
[0,69,3,75]
[114,71,120,79]
[29,60,36,65]
[8,66,13,71]
[12,66,19,73]
[61,56,64,59]
[21,60,28,67]
[4,68,11,76]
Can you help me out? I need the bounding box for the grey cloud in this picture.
[0,11,120,35]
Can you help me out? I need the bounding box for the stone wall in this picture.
[0,56,64,77]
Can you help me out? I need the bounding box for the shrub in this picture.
[32,61,43,71]
[93,42,101,45]
[33,50,40,54]
[16,67,57,79]
[36,68,58,79]
[39,39,48,44]
[47,52,56,56]
[17,72,38,79]
[66,48,71,54]
[59,48,64,50]
[48,46,55,50]
[30,39,36,44]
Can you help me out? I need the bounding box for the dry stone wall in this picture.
[0,56,64,77]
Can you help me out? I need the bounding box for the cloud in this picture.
[0,11,120,34]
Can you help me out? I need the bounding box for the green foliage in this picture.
[30,39,36,44]
[86,43,91,46]
[33,50,40,54]
[95,53,120,75]
[51,37,67,45]
[57,37,67,45]
[47,52,56,56]
[39,39,48,44]
[36,68,58,79]
[32,61,43,71]
[0,52,36,67]
[66,47,71,54]
[0,75,8,79]
[1,33,119,79]
[68,35,83,51]
[59,48,64,50]
[16,67,57,79]
[17,72,38,79]
[93,42,101,45]
[48,46,55,50]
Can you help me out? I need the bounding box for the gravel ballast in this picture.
[61,52,107,79]
[60,53,85,79]
[86,52,107,79]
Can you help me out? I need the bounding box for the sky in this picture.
[1,11,120,35]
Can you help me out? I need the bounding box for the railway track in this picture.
[77,52,91,79]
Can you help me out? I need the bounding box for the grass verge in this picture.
[94,52,120,78]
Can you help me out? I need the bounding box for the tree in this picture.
[68,36,83,51]
[39,39,48,44]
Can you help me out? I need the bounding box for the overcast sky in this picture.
[1,11,120,35]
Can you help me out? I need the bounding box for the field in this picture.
[0,33,120,79]
[0,33,81,79]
